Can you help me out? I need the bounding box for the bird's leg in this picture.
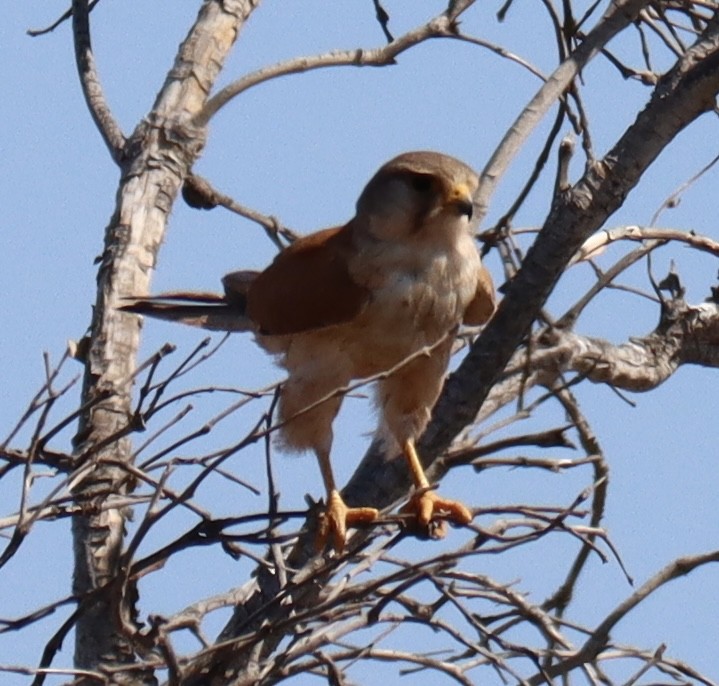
[315,448,378,552]
[400,438,472,538]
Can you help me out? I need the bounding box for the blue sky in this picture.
[2,2,718,683]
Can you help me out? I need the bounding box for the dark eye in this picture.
[410,174,434,194]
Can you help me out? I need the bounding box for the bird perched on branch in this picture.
[122,151,496,551]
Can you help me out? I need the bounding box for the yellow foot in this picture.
[316,490,379,552]
[400,487,473,540]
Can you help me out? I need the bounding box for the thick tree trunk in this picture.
[71,2,260,681]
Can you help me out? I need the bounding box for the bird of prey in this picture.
[123,151,496,550]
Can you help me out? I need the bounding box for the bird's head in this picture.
[354,151,479,244]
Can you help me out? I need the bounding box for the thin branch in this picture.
[371,0,394,43]
[572,225,719,263]
[651,147,719,224]
[27,0,101,37]
[195,2,476,126]
[182,173,299,249]
[71,0,126,161]
[528,549,719,685]
[454,33,548,81]
[475,0,650,222]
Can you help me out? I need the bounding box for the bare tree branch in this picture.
[195,1,477,126]
[543,300,719,390]
[528,549,719,685]
[573,224,719,263]
[70,0,126,161]
[70,1,263,681]
[475,0,652,222]
[7,3,719,685]
[182,173,299,249]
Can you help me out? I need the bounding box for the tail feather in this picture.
[120,293,254,333]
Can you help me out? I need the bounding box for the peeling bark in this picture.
[71,2,261,682]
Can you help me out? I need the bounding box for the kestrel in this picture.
[123,151,496,550]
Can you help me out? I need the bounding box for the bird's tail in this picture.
[120,292,254,332]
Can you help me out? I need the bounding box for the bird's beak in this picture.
[444,183,474,219]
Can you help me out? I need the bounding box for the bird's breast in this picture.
[346,235,480,374]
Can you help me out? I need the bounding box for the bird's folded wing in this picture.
[246,225,371,336]
[463,263,496,326]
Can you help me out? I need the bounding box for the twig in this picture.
[371,0,394,42]
[70,0,125,161]
[528,549,719,685]
[475,0,649,221]
[26,0,101,37]
[182,174,299,249]
[195,4,476,126]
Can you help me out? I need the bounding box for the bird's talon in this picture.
[401,489,472,540]
[315,491,379,552]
